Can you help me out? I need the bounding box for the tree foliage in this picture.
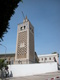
[0,59,7,70]
[0,0,22,41]
[52,52,57,54]
[52,52,59,57]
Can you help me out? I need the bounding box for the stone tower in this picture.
[15,16,35,64]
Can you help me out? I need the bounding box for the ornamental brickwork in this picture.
[17,31,27,59]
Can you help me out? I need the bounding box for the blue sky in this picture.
[0,0,60,62]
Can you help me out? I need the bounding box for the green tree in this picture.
[0,59,7,70]
[0,59,8,79]
[0,0,22,41]
[52,52,59,57]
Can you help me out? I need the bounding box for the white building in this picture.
[38,53,59,64]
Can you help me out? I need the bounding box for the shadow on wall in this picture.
[58,65,60,70]
[9,71,13,77]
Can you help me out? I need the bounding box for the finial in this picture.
[25,15,28,22]
[25,16,27,19]
[23,15,28,23]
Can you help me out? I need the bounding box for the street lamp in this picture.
[0,44,7,59]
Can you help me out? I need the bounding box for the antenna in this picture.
[21,11,25,19]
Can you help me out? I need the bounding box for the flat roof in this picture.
[38,53,58,57]
[0,53,15,56]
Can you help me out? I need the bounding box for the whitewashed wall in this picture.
[8,62,58,77]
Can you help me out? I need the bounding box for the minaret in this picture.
[15,16,35,64]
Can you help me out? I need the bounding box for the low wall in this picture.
[8,62,58,77]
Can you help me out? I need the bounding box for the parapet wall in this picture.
[8,62,58,77]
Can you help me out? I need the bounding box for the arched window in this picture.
[49,57,51,60]
[24,26,26,29]
[45,58,47,60]
[41,58,43,60]
[30,27,31,30]
[20,27,22,30]
[53,57,56,62]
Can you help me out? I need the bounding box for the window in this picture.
[53,57,55,59]
[49,57,51,60]
[20,27,22,30]
[7,61,8,64]
[24,26,26,29]
[41,58,43,60]
[30,27,31,30]
[53,57,56,62]
[45,58,47,60]
[11,60,13,64]
[32,29,33,33]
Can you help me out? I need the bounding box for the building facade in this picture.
[38,53,59,64]
[0,53,59,64]
[15,16,35,64]
[0,53,15,64]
